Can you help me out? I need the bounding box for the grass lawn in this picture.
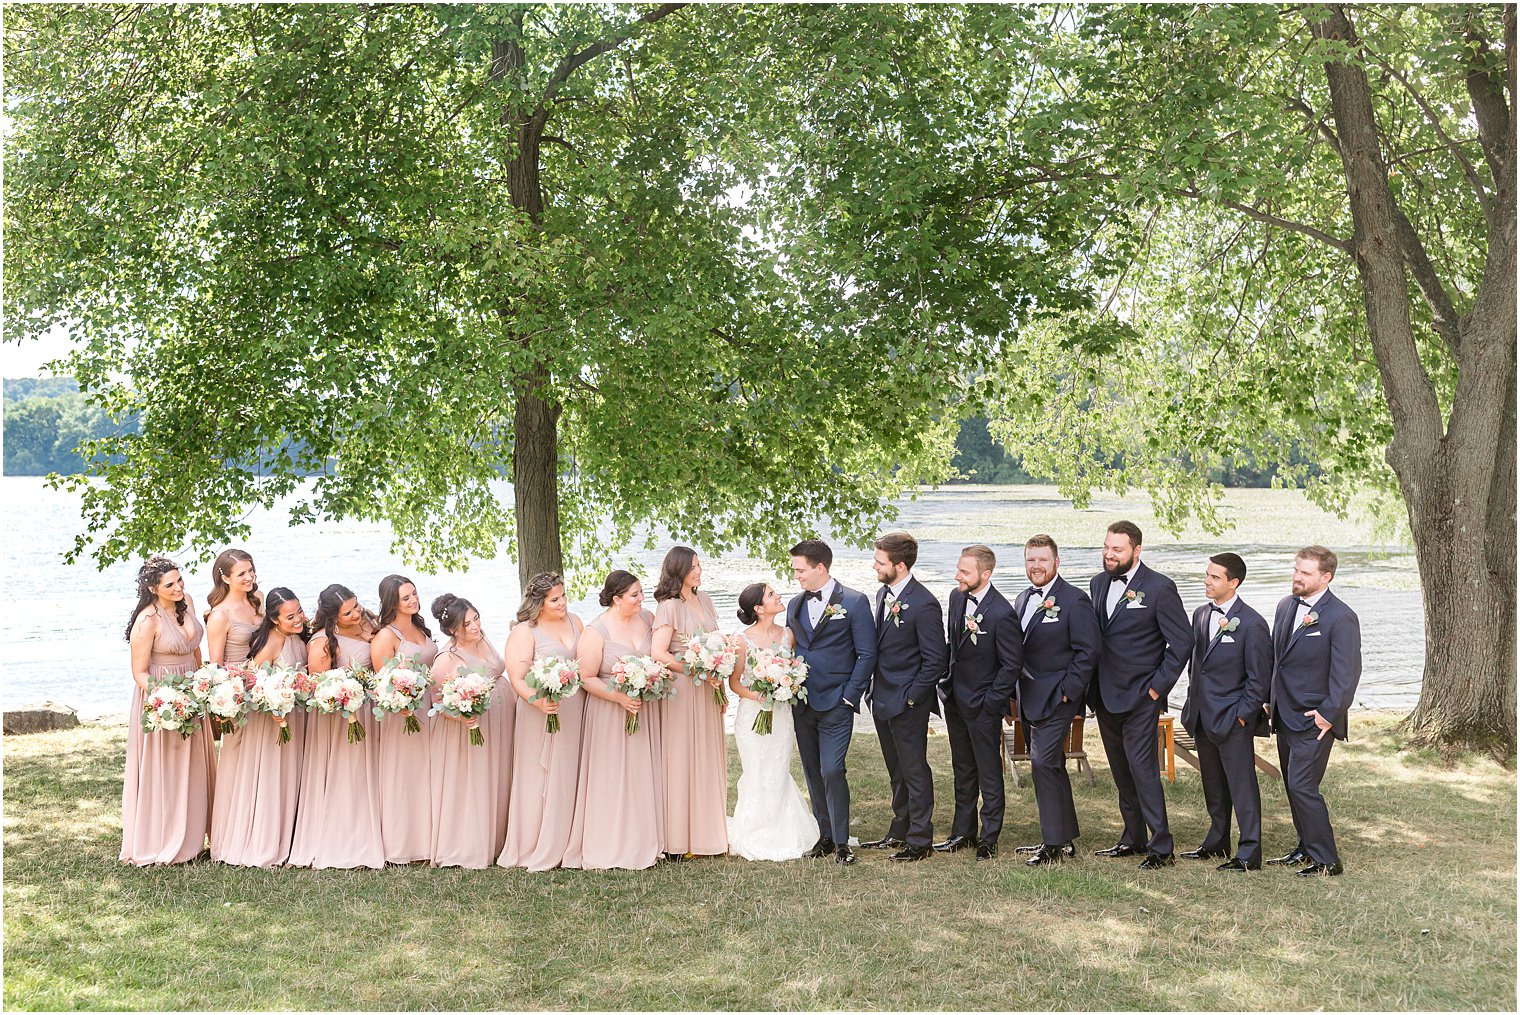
[3,715,1514,1011]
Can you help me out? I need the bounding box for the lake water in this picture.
[0,478,1424,718]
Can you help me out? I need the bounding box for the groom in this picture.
[787,539,877,866]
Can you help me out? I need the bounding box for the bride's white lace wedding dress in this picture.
[727,633,821,861]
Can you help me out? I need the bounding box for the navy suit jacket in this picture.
[943,584,1021,719]
[1012,575,1100,723]
[1089,560,1191,712]
[1180,598,1272,743]
[1269,588,1361,740]
[786,580,876,713]
[869,576,947,720]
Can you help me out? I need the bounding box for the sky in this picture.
[2,328,75,378]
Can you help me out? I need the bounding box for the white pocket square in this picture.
[1041,616,1060,624]
[1125,602,1147,609]
[1304,631,1322,637]
[1221,635,1236,643]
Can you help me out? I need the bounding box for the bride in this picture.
[726,583,821,861]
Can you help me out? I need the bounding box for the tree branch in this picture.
[540,3,688,106]
[1172,186,1352,254]
[1391,204,1462,355]
[1460,8,1513,191]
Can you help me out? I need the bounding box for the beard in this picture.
[1105,556,1133,577]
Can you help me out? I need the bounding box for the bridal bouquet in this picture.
[683,630,739,710]
[311,667,370,743]
[185,662,250,735]
[740,649,810,735]
[247,663,303,744]
[429,668,495,746]
[608,654,675,735]
[369,661,433,734]
[141,675,203,738]
[524,654,581,734]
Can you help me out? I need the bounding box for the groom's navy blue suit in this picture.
[788,580,876,844]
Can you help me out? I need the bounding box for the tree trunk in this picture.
[495,37,565,588]
[1311,4,1517,757]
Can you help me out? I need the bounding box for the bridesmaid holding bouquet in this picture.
[650,546,729,860]
[565,571,664,871]
[288,584,384,869]
[428,594,512,869]
[212,586,308,867]
[206,549,266,863]
[498,572,586,872]
[369,574,439,864]
[121,556,214,865]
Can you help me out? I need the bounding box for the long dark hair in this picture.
[378,574,431,638]
[247,587,309,660]
[125,556,186,642]
[310,584,364,660]
[515,571,564,626]
[653,546,697,602]
[206,547,262,620]
[431,593,478,639]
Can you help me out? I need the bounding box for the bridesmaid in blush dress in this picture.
[650,546,729,860]
[211,587,309,867]
[121,556,215,865]
[288,584,385,870]
[565,571,663,871]
[497,572,586,872]
[370,574,439,864]
[427,594,513,869]
[205,549,265,862]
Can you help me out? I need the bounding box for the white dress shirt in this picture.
[805,577,838,629]
[1020,581,1053,630]
[880,573,912,622]
[1105,561,1140,617]
[1208,594,1239,638]
[1292,588,1327,630]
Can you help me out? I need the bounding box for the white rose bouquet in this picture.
[429,668,495,746]
[523,654,582,734]
[247,663,302,744]
[607,654,675,735]
[141,675,203,739]
[311,667,370,744]
[683,630,739,710]
[185,662,249,735]
[740,648,810,735]
[369,661,433,734]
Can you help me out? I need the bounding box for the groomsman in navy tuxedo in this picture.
[860,531,947,862]
[1088,520,1191,869]
[936,543,1021,860]
[1267,545,1362,877]
[1013,534,1100,866]
[1179,552,1272,871]
[786,539,876,866]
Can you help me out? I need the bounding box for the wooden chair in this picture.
[1002,714,1096,788]
[1171,726,1281,780]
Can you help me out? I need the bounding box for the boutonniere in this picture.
[884,598,909,627]
[1216,616,1240,635]
[821,603,848,621]
[1300,611,1319,628]
[1038,596,1060,620]
[1124,589,1145,607]
[964,612,984,644]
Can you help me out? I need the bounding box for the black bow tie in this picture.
[1112,573,1129,584]
[1025,587,1042,600]
[1293,596,1311,608]
[1210,604,1225,613]
[966,594,979,609]
[804,590,823,602]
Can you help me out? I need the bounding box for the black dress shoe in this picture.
[1180,846,1229,860]
[861,835,907,850]
[805,838,836,859]
[1138,852,1175,870]
[1265,847,1308,866]
[933,835,977,853]
[1216,857,1260,872]
[889,845,932,862]
[835,844,857,865]
[1296,861,1343,877]
[1094,842,1143,858]
[975,842,998,861]
[1025,843,1073,866]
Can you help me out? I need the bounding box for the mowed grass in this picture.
[3,715,1514,1011]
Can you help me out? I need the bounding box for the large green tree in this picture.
[3,4,1087,583]
[979,3,1515,755]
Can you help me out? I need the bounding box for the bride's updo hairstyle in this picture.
[599,570,638,607]
[736,582,768,626]
[431,593,477,639]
